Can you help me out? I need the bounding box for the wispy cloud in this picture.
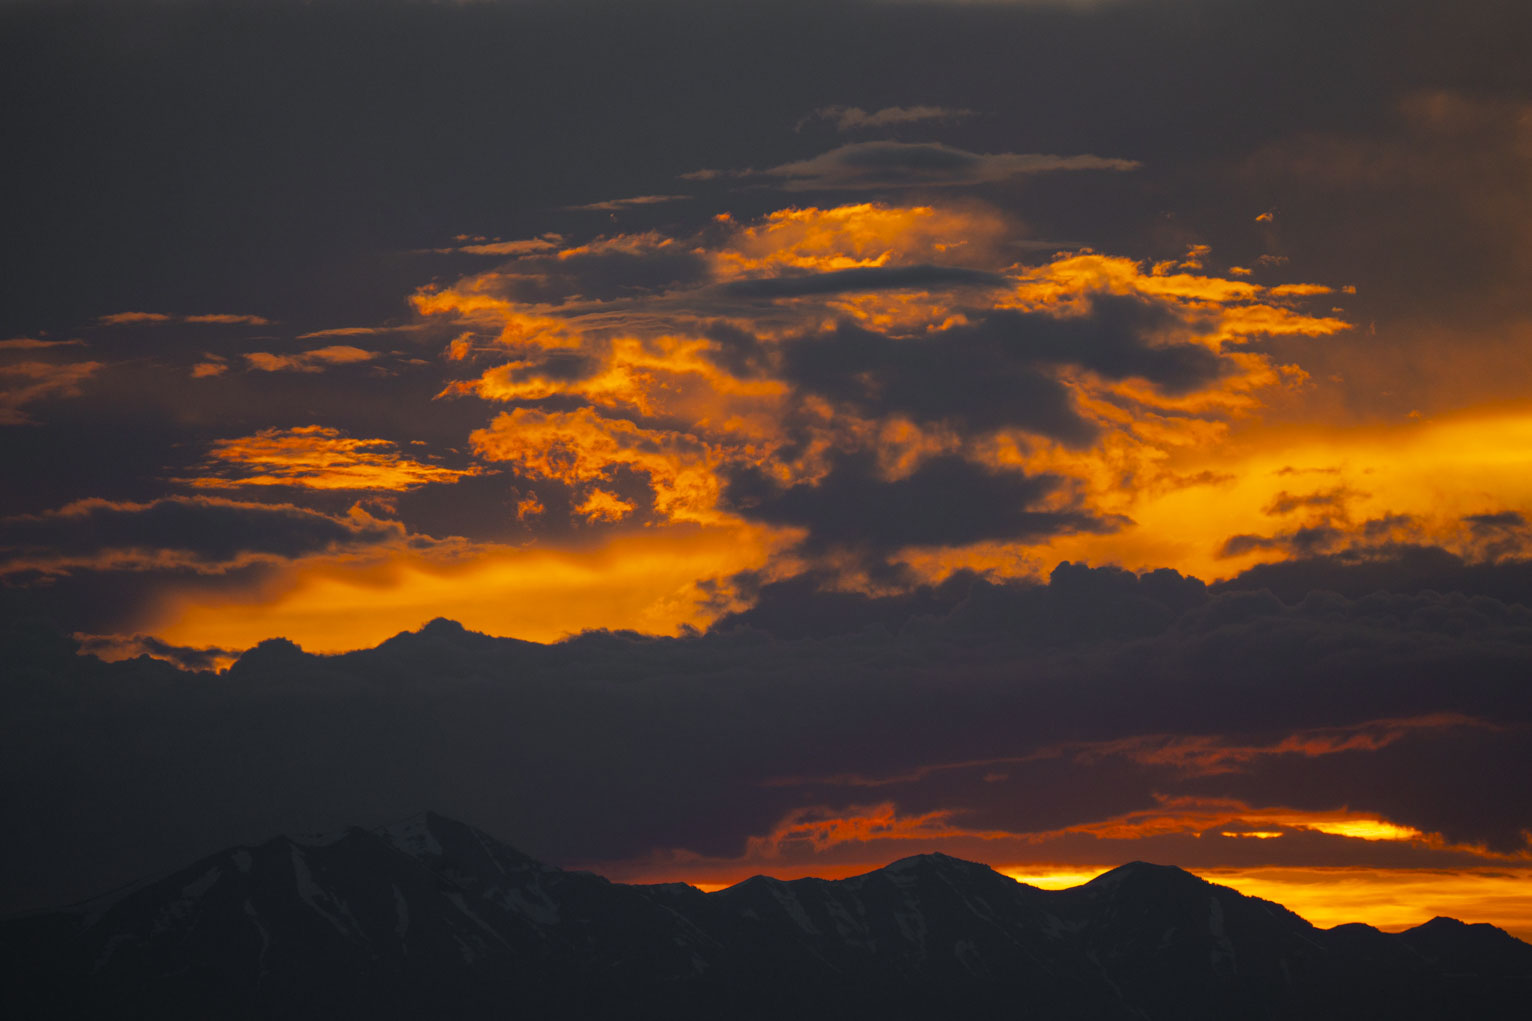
[686,141,1140,191]
[96,312,271,326]
[294,324,430,341]
[564,194,691,212]
[0,360,103,425]
[243,345,377,373]
[795,104,977,133]
[427,237,563,256]
[0,337,85,351]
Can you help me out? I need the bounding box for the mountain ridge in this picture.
[4,812,1529,1020]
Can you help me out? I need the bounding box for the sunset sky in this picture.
[4,0,1532,939]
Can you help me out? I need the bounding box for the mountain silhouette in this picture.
[4,813,1528,1019]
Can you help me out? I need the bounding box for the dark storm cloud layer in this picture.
[5,557,1532,913]
[4,0,1524,339]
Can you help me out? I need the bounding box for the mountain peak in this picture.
[1088,859,1195,882]
[879,850,990,874]
[418,617,470,636]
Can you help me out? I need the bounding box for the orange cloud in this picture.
[185,426,486,492]
[713,202,1010,279]
[515,491,545,520]
[243,345,376,372]
[97,311,270,326]
[0,337,85,350]
[742,801,1015,860]
[468,407,731,524]
[576,488,636,523]
[0,359,103,425]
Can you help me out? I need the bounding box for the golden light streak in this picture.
[993,865,1532,940]
[148,522,787,651]
[606,858,1532,941]
[1194,866,1532,939]
[998,866,1113,889]
[1051,798,1435,847]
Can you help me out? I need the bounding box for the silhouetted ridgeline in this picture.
[4,813,1529,1020]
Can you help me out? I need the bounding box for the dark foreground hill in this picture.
[4,813,1529,1020]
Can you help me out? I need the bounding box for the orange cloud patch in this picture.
[712,202,1009,278]
[742,801,1015,860]
[97,311,271,326]
[0,359,103,424]
[576,488,635,523]
[447,334,785,425]
[186,426,485,492]
[515,491,545,521]
[243,345,376,372]
[469,407,731,524]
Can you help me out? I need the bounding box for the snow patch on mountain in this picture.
[289,844,362,939]
[380,814,444,858]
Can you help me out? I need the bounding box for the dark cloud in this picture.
[0,496,403,575]
[716,561,1208,644]
[75,633,238,673]
[563,194,691,212]
[1219,525,1346,559]
[5,560,1532,915]
[713,568,980,640]
[465,245,711,306]
[1462,511,1532,560]
[1262,487,1362,517]
[719,264,1007,298]
[794,104,978,134]
[1219,545,1532,606]
[1466,511,1529,530]
[724,451,1114,553]
[725,141,1139,191]
[780,297,1221,444]
[784,316,1092,438]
